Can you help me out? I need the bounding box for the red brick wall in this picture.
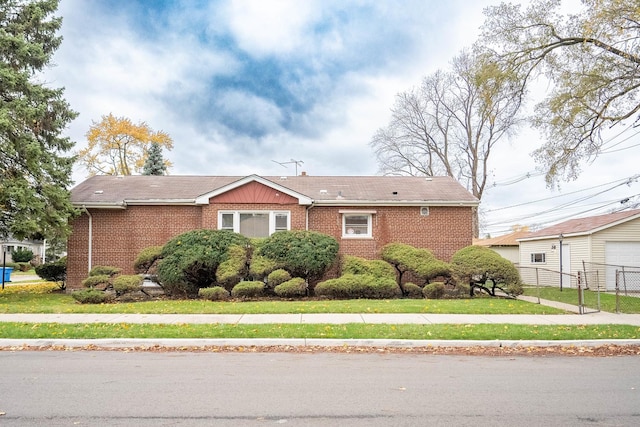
[67,203,473,289]
[308,205,472,261]
[67,206,203,289]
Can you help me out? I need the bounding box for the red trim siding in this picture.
[210,181,298,204]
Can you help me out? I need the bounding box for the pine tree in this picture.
[142,142,168,176]
[0,0,78,240]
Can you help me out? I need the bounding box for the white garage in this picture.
[519,209,640,290]
[605,242,640,291]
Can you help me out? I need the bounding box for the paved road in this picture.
[0,351,638,426]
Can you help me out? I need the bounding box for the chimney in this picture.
[301,171,307,176]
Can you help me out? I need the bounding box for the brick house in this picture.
[67,174,478,288]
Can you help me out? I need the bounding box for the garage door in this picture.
[605,242,640,290]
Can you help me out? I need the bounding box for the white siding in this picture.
[489,246,519,264]
[519,236,587,287]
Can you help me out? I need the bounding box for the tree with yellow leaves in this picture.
[78,114,173,176]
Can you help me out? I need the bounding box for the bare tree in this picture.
[481,0,640,186]
[371,50,523,237]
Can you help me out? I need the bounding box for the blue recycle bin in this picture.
[1,267,12,282]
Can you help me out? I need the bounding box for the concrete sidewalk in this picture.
[1,308,640,326]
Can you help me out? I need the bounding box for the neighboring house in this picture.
[0,237,45,264]
[67,174,478,289]
[473,229,530,264]
[517,209,640,290]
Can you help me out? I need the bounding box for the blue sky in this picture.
[46,0,640,236]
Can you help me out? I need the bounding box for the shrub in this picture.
[451,245,522,297]
[113,275,143,295]
[157,229,249,298]
[198,286,230,301]
[215,245,248,290]
[89,265,121,277]
[259,230,339,280]
[248,254,279,280]
[11,248,33,263]
[267,269,291,288]
[134,246,163,274]
[35,259,67,290]
[82,275,111,289]
[381,243,450,290]
[403,283,423,299]
[274,277,307,298]
[72,289,113,304]
[231,281,265,298]
[17,262,31,272]
[314,274,401,299]
[423,282,446,299]
[444,282,471,299]
[341,255,396,280]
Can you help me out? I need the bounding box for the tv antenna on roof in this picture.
[272,159,304,176]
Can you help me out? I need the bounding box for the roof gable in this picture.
[194,175,312,205]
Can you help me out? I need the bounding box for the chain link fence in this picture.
[615,270,640,313]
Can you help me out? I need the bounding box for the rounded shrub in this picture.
[113,275,143,295]
[403,283,423,299]
[267,269,291,288]
[231,281,265,298]
[215,245,249,290]
[89,265,121,277]
[11,248,34,263]
[35,259,67,290]
[259,230,339,280]
[341,255,396,280]
[134,246,163,274]
[82,275,111,289]
[423,282,446,299]
[157,229,249,297]
[314,274,401,299]
[274,277,307,298]
[451,245,522,297]
[198,286,230,301]
[72,289,113,304]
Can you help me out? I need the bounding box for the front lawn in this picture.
[1,322,637,340]
[0,291,567,314]
[523,286,640,314]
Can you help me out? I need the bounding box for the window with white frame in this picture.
[342,213,372,238]
[530,252,546,264]
[218,211,290,238]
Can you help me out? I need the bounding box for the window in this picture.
[218,211,290,238]
[530,253,546,264]
[342,213,372,238]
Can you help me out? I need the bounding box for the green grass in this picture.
[0,292,566,315]
[523,286,640,314]
[0,322,637,340]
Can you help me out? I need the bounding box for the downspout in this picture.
[82,206,93,274]
[305,202,316,231]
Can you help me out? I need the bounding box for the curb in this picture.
[1,338,639,349]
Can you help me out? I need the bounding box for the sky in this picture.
[43,0,640,237]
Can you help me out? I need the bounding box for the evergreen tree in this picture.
[142,142,168,175]
[0,0,77,240]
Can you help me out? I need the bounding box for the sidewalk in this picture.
[2,310,640,325]
[2,297,639,349]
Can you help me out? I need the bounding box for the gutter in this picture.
[311,200,480,207]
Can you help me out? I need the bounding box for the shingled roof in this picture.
[474,229,531,247]
[70,174,479,208]
[519,209,640,241]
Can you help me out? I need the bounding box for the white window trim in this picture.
[218,210,291,236]
[530,252,546,264]
[342,213,372,238]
